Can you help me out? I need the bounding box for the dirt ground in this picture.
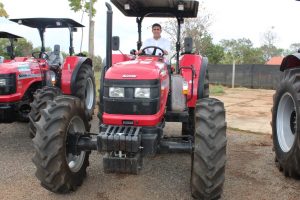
[213,87,275,134]
[1,87,300,200]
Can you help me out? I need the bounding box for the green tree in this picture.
[205,44,224,64]
[0,38,10,58]
[0,2,8,18]
[14,39,33,57]
[93,55,102,71]
[68,0,97,17]
[32,46,52,53]
[0,38,33,58]
[220,38,265,64]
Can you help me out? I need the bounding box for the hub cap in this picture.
[276,93,297,152]
[66,116,86,173]
[85,77,94,110]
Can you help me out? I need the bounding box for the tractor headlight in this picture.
[45,70,56,86]
[134,88,150,98]
[109,87,125,98]
[0,79,6,86]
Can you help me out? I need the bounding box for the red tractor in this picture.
[0,30,44,123]
[5,18,96,137]
[32,1,227,199]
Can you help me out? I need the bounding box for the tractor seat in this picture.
[47,44,63,68]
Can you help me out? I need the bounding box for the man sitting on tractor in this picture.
[138,23,170,56]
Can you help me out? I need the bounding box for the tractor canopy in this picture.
[9,18,84,56]
[110,0,199,18]
[9,18,84,29]
[0,31,22,39]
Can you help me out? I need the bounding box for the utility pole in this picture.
[88,0,94,59]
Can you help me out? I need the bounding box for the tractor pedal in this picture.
[103,153,143,174]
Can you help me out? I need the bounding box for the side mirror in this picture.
[71,27,77,32]
[184,37,193,54]
[130,49,136,55]
[112,36,120,51]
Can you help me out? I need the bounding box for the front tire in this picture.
[73,64,96,121]
[32,95,90,193]
[272,68,300,178]
[28,86,61,138]
[191,98,227,200]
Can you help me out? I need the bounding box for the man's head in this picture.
[152,23,162,39]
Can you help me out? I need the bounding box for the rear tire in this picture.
[191,98,227,200]
[272,68,300,178]
[32,95,90,193]
[73,64,96,121]
[29,86,61,138]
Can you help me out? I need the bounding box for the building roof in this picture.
[265,56,284,65]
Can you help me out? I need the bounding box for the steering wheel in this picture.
[140,46,165,56]
[32,51,49,60]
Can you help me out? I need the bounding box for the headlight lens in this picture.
[135,88,150,98]
[46,70,56,86]
[109,87,125,98]
[0,79,6,86]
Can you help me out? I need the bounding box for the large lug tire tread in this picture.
[32,95,90,193]
[74,64,96,121]
[191,98,227,200]
[272,68,300,178]
[28,86,62,138]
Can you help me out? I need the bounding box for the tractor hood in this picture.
[0,61,34,74]
[105,57,167,80]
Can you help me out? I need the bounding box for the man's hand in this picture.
[163,50,168,55]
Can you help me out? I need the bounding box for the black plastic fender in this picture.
[98,59,107,124]
[70,57,93,94]
[197,57,208,99]
[280,53,300,71]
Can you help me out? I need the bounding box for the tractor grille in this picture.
[103,79,160,115]
[0,73,16,95]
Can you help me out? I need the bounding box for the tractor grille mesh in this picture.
[0,73,16,95]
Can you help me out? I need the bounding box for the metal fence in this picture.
[208,64,281,89]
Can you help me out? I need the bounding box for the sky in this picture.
[1,0,300,57]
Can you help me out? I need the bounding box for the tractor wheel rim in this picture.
[85,77,94,110]
[66,116,86,173]
[276,92,296,152]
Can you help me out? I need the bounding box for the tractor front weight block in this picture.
[68,125,193,174]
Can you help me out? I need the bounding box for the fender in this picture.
[280,53,300,71]
[197,57,208,99]
[70,57,93,95]
[61,56,93,94]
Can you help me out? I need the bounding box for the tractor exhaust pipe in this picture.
[105,2,113,69]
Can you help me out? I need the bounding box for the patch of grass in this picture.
[210,84,225,95]
[94,70,100,97]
